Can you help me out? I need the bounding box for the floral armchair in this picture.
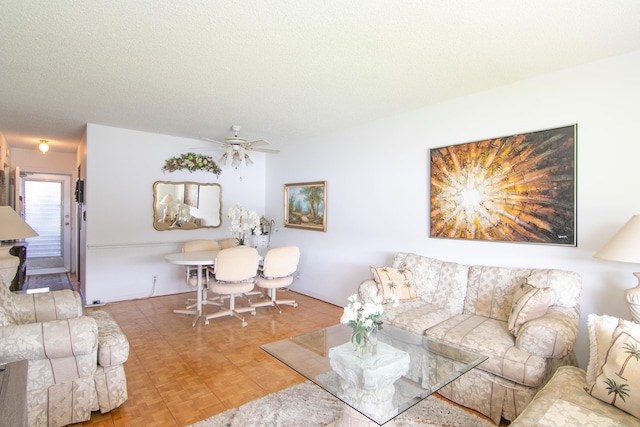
[0,279,129,427]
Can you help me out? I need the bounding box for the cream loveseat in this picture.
[358,253,582,424]
[511,314,640,426]
[0,279,129,427]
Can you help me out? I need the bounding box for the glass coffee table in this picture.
[261,323,487,426]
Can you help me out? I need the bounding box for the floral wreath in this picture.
[162,153,222,177]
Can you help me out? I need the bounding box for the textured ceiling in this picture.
[1,1,639,153]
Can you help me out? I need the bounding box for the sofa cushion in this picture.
[392,253,468,314]
[464,266,532,321]
[425,314,548,387]
[588,319,640,418]
[370,266,418,301]
[12,290,84,324]
[382,301,455,335]
[526,269,582,307]
[508,284,551,335]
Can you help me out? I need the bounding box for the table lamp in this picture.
[0,206,39,286]
[593,214,640,323]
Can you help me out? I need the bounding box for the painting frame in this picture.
[429,124,577,246]
[284,181,327,231]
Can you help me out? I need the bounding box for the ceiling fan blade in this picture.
[250,147,280,154]
[201,136,227,146]
[246,139,269,147]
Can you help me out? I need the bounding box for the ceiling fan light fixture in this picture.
[38,139,49,154]
[201,125,279,170]
[231,151,241,168]
[218,152,228,165]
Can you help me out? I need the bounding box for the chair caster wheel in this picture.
[242,321,247,327]
[293,302,298,307]
[205,320,209,325]
[251,311,256,316]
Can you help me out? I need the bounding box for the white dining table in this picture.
[165,250,219,327]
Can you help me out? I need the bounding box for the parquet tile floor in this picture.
[70,281,504,427]
[75,289,343,427]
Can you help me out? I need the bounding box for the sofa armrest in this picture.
[357,279,379,303]
[0,316,98,365]
[12,290,83,324]
[515,305,580,359]
[87,311,130,367]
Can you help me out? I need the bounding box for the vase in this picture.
[351,324,378,358]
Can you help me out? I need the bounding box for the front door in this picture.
[22,173,72,275]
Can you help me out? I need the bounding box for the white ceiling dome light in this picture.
[38,139,49,154]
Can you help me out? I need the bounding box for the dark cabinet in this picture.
[9,243,27,292]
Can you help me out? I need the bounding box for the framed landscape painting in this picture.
[285,181,327,231]
[430,125,576,246]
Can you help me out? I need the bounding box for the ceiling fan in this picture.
[201,125,279,168]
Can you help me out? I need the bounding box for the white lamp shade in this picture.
[159,194,174,205]
[0,206,39,241]
[593,215,640,264]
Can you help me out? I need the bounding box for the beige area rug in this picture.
[26,273,72,292]
[188,381,495,427]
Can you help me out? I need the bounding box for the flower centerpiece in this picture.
[340,294,387,357]
[162,152,222,177]
[228,205,261,245]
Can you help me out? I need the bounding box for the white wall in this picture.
[84,124,266,304]
[10,147,77,176]
[265,50,640,368]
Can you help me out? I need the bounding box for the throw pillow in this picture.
[586,314,621,387]
[507,283,551,335]
[370,266,418,301]
[588,320,640,418]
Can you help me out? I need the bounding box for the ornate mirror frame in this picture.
[153,181,222,230]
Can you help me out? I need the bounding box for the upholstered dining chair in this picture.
[183,239,221,309]
[251,246,300,314]
[219,237,238,249]
[205,246,259,327]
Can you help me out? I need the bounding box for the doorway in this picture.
[22,173,72,275]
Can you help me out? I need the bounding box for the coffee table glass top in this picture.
[261,324,487,425]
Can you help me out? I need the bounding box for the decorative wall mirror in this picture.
[153,181,222,230]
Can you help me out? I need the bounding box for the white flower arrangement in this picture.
[340,294,400,356]
[228,204,261,245]
[340,294,385,333]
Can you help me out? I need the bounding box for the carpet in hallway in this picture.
[26,273,73,292]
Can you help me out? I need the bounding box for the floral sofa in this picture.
[511,314,640,426]
[358,253,582,424]
[0,279,129,427]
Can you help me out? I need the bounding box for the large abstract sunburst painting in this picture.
[430,125,576,245]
